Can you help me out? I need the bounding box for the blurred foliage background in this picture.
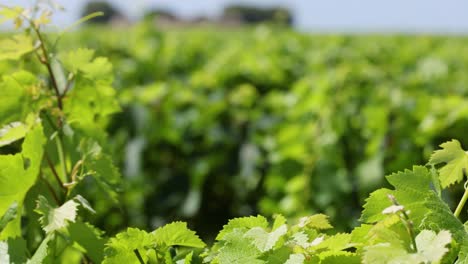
[61,23,468,240]
[5,9,468,241]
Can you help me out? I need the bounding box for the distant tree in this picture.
[143,9,178,22]
[81,1,122,24]
[222,5,293,25]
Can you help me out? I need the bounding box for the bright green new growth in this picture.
[0,34,35,60]
[202,213,359,264]
[429,139,468,188]
[59,48,95,74]
[216,215,269,240]
[152,221,206,248]
[103,222,205,263]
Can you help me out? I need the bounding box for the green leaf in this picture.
[423,193,467,263]
[28,234,53,264]
[430,166,442,197]
[216,215,269,240]
[104,224,202,263]
[77,139,121,202]
[361,165,463,262]
[423,193,465,241]
[362,215,406,247]
[86,154,121,203]
[0,124,45,238]
[361,166,432,225]
[0,114,39,147]
[216,229,264,264]
[78,138,102,157]
[0,71,39,126]
[35,196,79,233]
[0,34,34,60]
[429,139,468,188]
[103,228,152,264]
[0,121,28,147]
[272,214,287,230]
[363,230,452,264]
[62,53,118,138]
[81,57,113,82]
[176,251,193,264]
[363,243,410,264]
[415,230,452,263]
[64,77,120,142]
[73,195,96,214]
[319,251,360,264]
[457,244,468,264]
[60,48,95,74]
[152,221,205,248]
[361,189,393,223]
[0,237,28,264]
[64,82,120,124]
[244,224,287,252]
[88,154,121,186]
[259,247,293,264]
[0,202,17,233]
[312,233,353,251]
[350,224,373,245]
[291,231,322,249]
[284,253,305,264]
[33,10,51,27]
[298,214,333,230]
[0,6,24,24]
[68,221,106,263]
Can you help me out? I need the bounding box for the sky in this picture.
[2,0,468,33]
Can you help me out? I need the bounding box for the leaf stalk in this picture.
[133,249,145,264]
[454,171,468,218]
[387,194,418,252]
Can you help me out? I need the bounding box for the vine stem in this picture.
[45,154,66,190]
[402,211,418,253]
[31,18,72,189]
[454,185,468,218]
[55,135,70,183]
[39,173,60,204]
[31,25,63,110]
[387,194,418,252]
[454,169,468,219]
[133,249,145,264]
